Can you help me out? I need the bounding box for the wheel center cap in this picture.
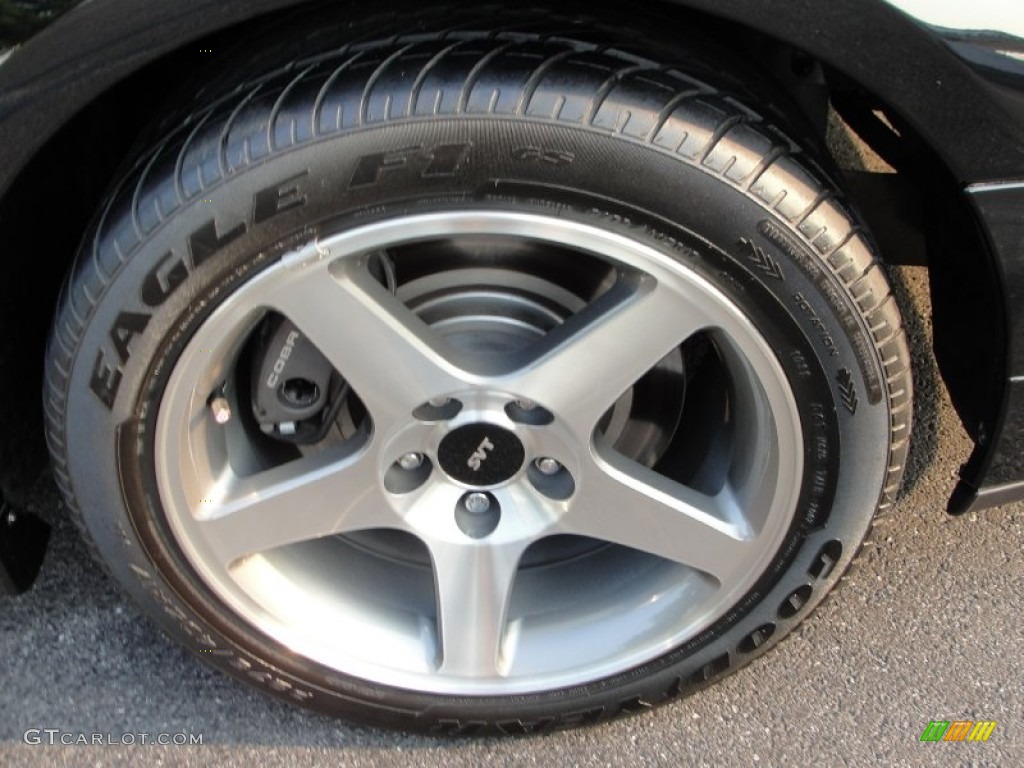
[438,423,525,486]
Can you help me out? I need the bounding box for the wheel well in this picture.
[824,86,1006,466]
[0,0,998,503]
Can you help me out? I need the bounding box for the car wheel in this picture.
[44,24,911,733]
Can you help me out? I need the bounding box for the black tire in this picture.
[45,18,910,734]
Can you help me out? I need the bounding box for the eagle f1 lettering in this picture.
[88,172,311,409]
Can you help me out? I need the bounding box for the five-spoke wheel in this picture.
[46,24,909,731]
[157,213,802,693]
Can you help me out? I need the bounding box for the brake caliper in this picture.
[251,315,336,443]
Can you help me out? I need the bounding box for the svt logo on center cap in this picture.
[439,424,524,486]
[466,437,495,471]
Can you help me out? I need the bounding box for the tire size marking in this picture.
[802,401,833,528]
[89,172,312,409]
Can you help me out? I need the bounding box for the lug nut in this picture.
[456,491,500,538]
[398,452,424,471]
[428,396,451,407]
[464,492,491,514]
[534,457,561,476]
[516,399,535,410]
[209,397,232,425]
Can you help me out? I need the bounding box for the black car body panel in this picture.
[952,184,1024,514]
[1,0,1023,591]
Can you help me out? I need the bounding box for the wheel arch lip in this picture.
[1,0,1023,526]
[947,182,1024,514]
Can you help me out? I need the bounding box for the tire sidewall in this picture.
[59,118,891,729]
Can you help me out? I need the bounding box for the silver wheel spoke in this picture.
[157,212,804,694]
[196,447,390,566]
[507,277,706,438]
[430,535,528,677]
[563,449,752,583]
[265,258,465,423]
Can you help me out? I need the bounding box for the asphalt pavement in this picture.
[1,260,1022,766]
